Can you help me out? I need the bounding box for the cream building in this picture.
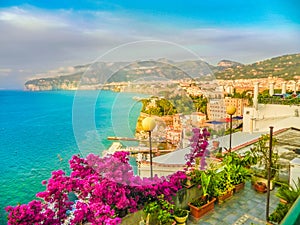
[207,97,249,120]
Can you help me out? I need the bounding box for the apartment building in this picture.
[207,97,249,120]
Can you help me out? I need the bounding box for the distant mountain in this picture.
[215,53,300,80]
[24,59,215,91]
[24,53,300,91]
[216,60,243,70]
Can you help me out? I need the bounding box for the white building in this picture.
[138,128,300,183]
[243,104,300,133]
[243,81,300,133]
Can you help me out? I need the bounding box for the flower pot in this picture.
[234,182,245,193]
[217,189,233,204]
[188,197,216,219]
[174,209,189,224]
[254,182,267,193]
[253,176,275,190]
[174,214,188,224]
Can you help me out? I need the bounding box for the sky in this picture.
[0,0,299,89]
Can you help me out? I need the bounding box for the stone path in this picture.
[187,182,279,225]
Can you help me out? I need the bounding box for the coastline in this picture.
[0,90,143,225]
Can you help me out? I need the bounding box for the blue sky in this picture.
[0,0,299,88]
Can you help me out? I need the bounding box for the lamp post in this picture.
[266,126,274,221]
[142,117,156,178]
[226,105,236,152]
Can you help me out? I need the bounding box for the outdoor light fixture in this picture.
[226,105,236,152]
[142,117,156,178]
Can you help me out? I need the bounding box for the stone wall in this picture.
[120,185,202,224]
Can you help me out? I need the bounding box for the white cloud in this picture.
[0,7,68,30]
[0,68,12,73]
[0,6,299,88]
[0,68,12,76]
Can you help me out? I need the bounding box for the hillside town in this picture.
[98,76,300,224]
[103,77,300,150]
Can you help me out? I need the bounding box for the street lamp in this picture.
[226,105,236,152]
[142,117,156,178]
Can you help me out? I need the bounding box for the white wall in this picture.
[138,163,184,178]
[243,104,300,132]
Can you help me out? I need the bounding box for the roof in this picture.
[151,127,297,166]
[269,117,300,131]
[152,131,266,165]
[152,147,190,165]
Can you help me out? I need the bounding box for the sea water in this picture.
[0,90,143,224]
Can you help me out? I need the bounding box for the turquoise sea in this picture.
[0,90,143,224]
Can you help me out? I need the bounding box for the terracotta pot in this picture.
[217,189,233,204]
[234,182,245,193]
[279,198,288,204]
[253,176,275,190]
[188,197,216,219]
[254,182,267,193]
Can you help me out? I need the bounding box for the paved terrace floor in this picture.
[188,182,280,225]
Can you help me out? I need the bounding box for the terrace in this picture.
[188,182,279,225]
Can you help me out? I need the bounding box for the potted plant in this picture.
[276,178,300,205]
[210,167,234,204]
[268,203,290,224]
[229,164,251,192]
[188,170,216,219]
[222,152,251,192]
[250,134,278,191]
[173,208,189,224]
[241,151,258,168]
[254,181,267,193]
[188,196,216,219]
[268,179,300,224]
[143,195,175,225]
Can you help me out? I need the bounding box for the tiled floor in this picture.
[187,182,279,225]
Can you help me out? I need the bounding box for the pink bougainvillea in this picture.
[6,151,186,225]
[185,128,210,170]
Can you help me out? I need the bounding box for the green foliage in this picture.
[228,164,251,185]
[222,152,242,165]
[268,203,290,223]
[190,95,208,114]
[190,169,212,197]
[215,53,300,80]
[174,208,188,217]
[250,134,278,179]
[258,94,300,105]
[209,168,234,197]
[140,94,195,116]
[143,195,175,225]
[190,195,212,208]
[201,171,211,197]
[241,151,258,167]
[225,90,252,104]
[140,97,177,116]
[276,178,300,205]
[222,152,252,185]
[269,178,300,224]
